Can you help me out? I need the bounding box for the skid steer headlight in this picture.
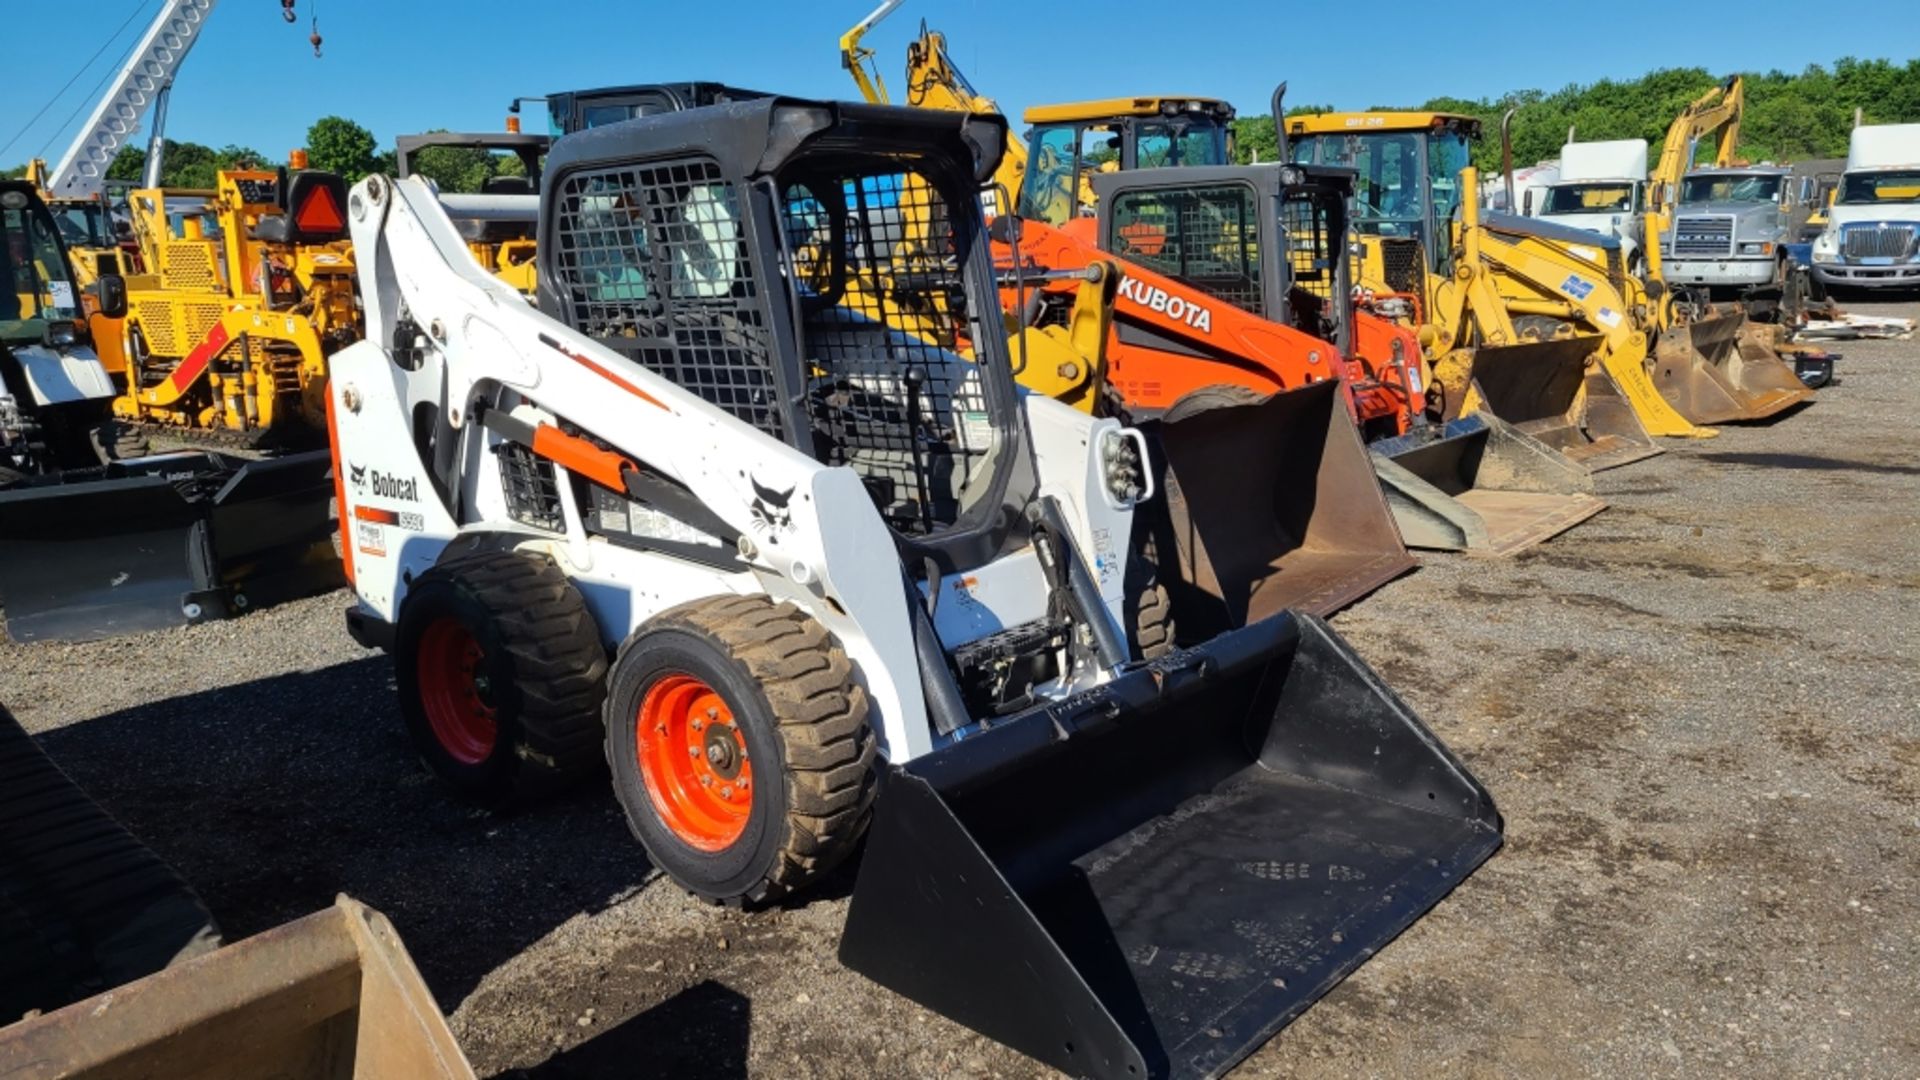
[1098,427,1154,509]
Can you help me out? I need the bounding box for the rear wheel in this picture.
[394,550,608,808]
[606,595,876,907]
[89,419,148,463]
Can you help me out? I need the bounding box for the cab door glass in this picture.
[1019,123,1082,225]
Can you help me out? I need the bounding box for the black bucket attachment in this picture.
[841,612,1502,1080]
[1467,337,1661,473]
[1141,381,1414,640]
[1368,413,1606,555]
[1651,312,1814,425]
[0,451,342,642]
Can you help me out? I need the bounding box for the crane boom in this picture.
[47,0,220,200]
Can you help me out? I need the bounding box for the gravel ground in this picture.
[4,299,1916,1078]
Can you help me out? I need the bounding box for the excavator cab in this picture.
[1017,98,1235,226]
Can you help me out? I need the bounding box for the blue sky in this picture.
[8,0,1918,171]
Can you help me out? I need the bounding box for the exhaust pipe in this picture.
[1270,82,1289,162]
[841,611,1502,1080]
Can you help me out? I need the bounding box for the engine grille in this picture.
[1842,224,1917,260]
[1380,238,1424,297]
[1672,215,1734,257]
[159,242,221,292]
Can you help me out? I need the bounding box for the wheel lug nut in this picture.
[706,707,719,719]
[721,786,733,798]
[688,746,700,757]
[700,775,711,786]
[691,719,703,731]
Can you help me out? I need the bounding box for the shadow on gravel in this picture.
[31,656,650,1012]
[1697,450,1920,475]
[498,980,750,1080]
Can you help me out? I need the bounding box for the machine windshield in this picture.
[51,202,112,248]
[1680,174,1781,204]
[1838,169,1920,205]
[1134,118,1229,169]
[1542,182,1636,215]
[1,195,79,339]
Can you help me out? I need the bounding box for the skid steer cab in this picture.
[329,96,1501,1079]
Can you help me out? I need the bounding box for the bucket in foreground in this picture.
[1141,380,1415,640]
[1468,337,1662,473]
[0,451,342,642]
[1370,412,1606,555]
[840,612,1503,1080]
[0,896,474,1080]
[1651,312,1814,425]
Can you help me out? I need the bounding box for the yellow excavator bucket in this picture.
[1457,338,1663,473]
[1651,311,1814,425]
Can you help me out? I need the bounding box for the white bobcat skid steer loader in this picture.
[330,98,1501,1080]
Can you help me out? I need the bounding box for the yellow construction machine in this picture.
[841,1,1234,226]
[1635,77,1814,423]
[394,130,549,296]
[106,165,356,444]
[1287,106,1711,469]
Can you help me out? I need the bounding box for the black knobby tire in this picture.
[89,419,148,463]
[1122,528,1176,660]
[605,595,877,908]
[394,550,609,808]
[0,704,220,1019]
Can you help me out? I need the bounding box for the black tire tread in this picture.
[618,594,877,906]
[0,704,218,1020]
[423,551,609,788]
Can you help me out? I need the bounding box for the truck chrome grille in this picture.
[1842,224,1916,260]
[1672,215,1735,257]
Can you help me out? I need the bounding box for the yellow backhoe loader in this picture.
[1286,106,1714,469]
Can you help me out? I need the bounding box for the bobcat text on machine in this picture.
[329,95,1502,1079]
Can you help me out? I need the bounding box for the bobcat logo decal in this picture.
[347,463,368,491]
[749,476,795,541]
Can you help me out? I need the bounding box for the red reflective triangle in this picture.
[294,182,345,232]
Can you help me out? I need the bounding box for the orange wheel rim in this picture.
[636,673,752,851]
[416,617,498,765]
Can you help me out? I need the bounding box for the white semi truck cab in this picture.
[1534,139,1648,271]
[1811,123,1920,290]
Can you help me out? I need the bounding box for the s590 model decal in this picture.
[1115,274,1214,334]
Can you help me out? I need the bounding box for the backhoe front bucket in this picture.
[1142,381,1414,637]
[841,612,1502,1080]
[1467,337,1661,472]
[0,451,342,642]
[1651,312,1814,425]
[1369,413,1606,555]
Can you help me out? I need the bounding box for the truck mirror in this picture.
[95,274,128,320]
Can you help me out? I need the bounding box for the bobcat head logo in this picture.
[749,476,795,539]
[347,463,368,491]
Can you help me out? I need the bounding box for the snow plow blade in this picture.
[0,451,342,643]
[1369,413,1606,555]
[1140,380,1415,638]
[1651,312,1814,425]
[841,611,1502,1080]
[1467,337,1661,472]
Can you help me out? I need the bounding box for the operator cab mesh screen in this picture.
[548,157,788,439]
[1107,183,1265,317]
[779,161,993,536]
[1278,189,1349,345]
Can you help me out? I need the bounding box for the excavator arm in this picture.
[839,1,1027,207]
[1648,76,1744,236]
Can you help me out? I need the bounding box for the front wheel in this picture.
[606,595,876,907]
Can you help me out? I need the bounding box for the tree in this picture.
[306,116,379,181]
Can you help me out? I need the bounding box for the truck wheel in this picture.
[605,595,876,907]
[394,550,609,808]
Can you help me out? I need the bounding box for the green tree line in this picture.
[1231,57,1920,169]
[3,116,524,193]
